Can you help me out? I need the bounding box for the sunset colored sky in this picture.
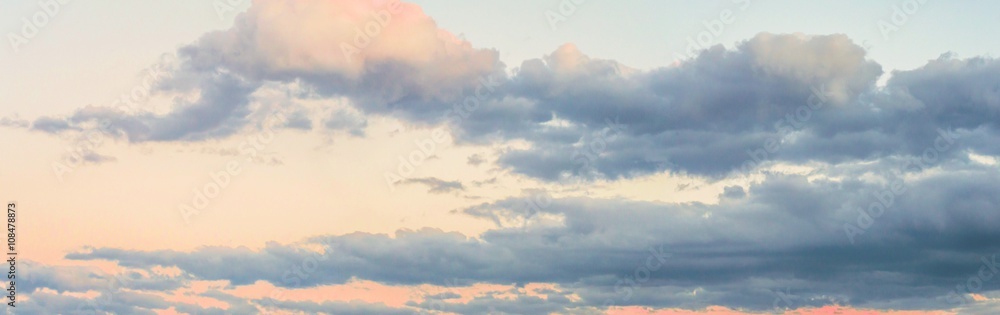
[2,0,1000,314]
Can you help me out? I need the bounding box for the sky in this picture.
[2,0,1000,314]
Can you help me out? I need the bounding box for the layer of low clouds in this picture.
[66,162,1000,311]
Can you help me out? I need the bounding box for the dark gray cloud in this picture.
[65,164,1000,311]
[721,185,746,199]
[479,35,1000,181]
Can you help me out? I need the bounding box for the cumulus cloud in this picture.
[488,34,887,179]
[27,0,1000,185]
[173,0,504,124]
[448,35,994,182]
[29,0,502,143]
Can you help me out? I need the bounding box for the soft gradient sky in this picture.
[2,0,1000,314]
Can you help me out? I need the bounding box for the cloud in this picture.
[325,108,369,136]
[282,109,314,130]
[66,163,1000,311]
[401,177,464,194]
[467,153,486,166]
[16,261,206,314]
[28,0,501,143]
[31,72,258,142]
[31,116,78,133]
[720,185,746,199]
[25,0,1000,185]
[407,292,580,315]
[177,0,503,123]
[20,291,165,315]
[485,34,887,180]
[80,151,117,164]
[0,115,29,128]
[258,299,419,315]
[456,35,998,182]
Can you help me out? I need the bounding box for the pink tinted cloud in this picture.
[190,0,499,84]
